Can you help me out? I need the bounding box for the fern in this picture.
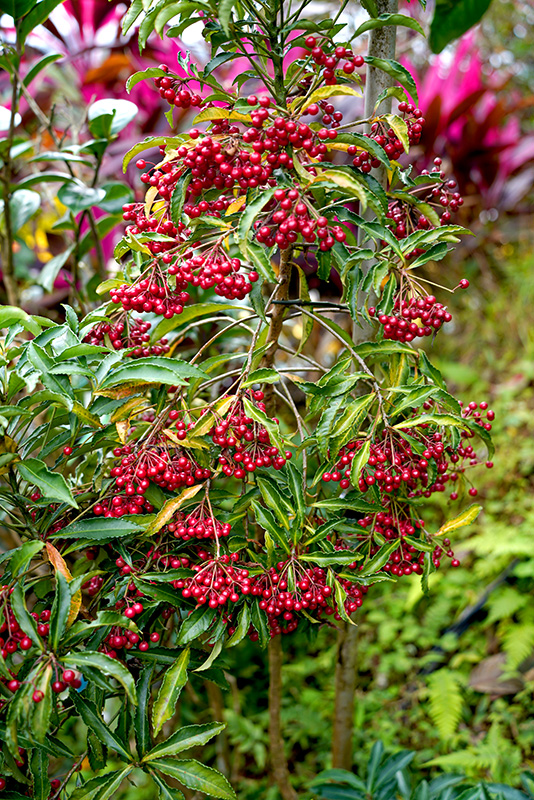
[426,669,464,740]
[485,586,528,626]
[502,623,534,669]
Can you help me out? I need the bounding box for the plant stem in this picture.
[268,635,297,800]
[261,247,294,372]
[2,42,21,306]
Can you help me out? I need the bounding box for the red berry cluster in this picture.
[103,623,160,656]
[213,392,290,476]
[168,505,232,541]
[154,63,203,109]
[0,590,44,657]
[109,441,211,495]
[110,263,189,318]
[387,157,465,241]
[177,555,249,607]
[304,36,365,83]
[171,249,258,300]
[369,294,453,342]
[83,315,170,358]
[171,132,275,191]
[93,493,154,518]
[255,188,346,251]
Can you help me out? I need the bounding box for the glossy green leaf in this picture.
[145,721,226,761]
[177,606,216,645]
[226,604,251,648]
[98,357,206,389]
[70,768,133,800]
[62,652,137,704]
[48,572,72,651]
[365,58,418,105]
[251,500,291,553]
[155,758,236,799]
[30,747,50,800]
[10,582,44,650]
[57,517,143,541]
[71,695,132,761]
[152,648,190,735]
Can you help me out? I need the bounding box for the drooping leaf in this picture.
[62,652,137,704]
[16,458,78,508]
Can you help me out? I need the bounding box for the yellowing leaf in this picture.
[72,402,103,429]
[110,396,149,423]
[145,484,204,535]
[95,382,154,399]
[226,196,246,215]
[383,113,409,153]
[293,84,362,112]
[435,504,482,537]
[116,420,130,443]
[311,169,367,211]
[45,542,82,627]
[144,185,159,217]
[192,108,252,124]
[163,429,209,450]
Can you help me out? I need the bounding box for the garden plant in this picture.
[0,0,511,798]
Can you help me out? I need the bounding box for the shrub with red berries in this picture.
[0,0,494,797]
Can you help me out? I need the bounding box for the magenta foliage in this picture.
[405,33,534,212]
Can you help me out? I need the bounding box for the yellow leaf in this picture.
[383,114,409,153]
[116,420,130,443]
[144,184,159,218]
[435,504,482,537]
[45,542,82,627]
[226,195,247,215]
[310,169,367,211]
[72,402,103,429]
[95,382,155,399]
[162,429,208,450]
[292,84,362,112]
[192,108,252,124]
[145,484,204,535]
[110,396,149,423]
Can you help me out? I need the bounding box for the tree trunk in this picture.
[332,0,399,771]
[268,635,297,800]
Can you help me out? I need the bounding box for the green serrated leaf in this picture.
[152,648,190,735]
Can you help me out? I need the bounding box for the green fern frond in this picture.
[426,669,463,740]
[502,623,534,669]
[485,586,527,626]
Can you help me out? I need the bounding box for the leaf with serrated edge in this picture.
[435,505,482,537]
[145,485,204,535]
[71,695,132,761]
[155,758,236,800]
[62,652,137,704]
[45,542,81,627]
[152,648,190,735]
[145,721,226,761]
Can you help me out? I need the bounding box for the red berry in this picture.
[62,670,75,683]
[63,446,73,456]
[33,690,44,703]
